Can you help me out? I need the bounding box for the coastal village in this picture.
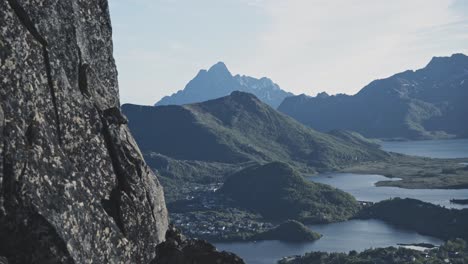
[169,182,273,241]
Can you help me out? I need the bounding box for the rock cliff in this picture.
[0,0,168,263]
[152,225,245,264]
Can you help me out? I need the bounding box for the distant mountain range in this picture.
[155,62,293,108]
[279,53,468,140]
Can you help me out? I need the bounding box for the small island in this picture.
[356,198,468,241]
[252,220,321,242]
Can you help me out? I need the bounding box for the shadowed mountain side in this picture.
[220,162,360,223]
[357,198,468,241]
[123,91,389,177]
[252,220,321,242]
[279,54,468,140]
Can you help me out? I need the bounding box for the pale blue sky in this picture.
[109,0,468,105]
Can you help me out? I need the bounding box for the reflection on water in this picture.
[214,140,467,263]
[309,173,468,209]
[214,219,443,264]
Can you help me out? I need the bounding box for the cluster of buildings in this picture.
[170,212,273,240]
[169,182,273,240]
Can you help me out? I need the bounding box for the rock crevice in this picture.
[6,0,62,145]
[0,0,244,263]
[0,0,168,263]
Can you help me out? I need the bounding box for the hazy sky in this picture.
[109,0,468,105]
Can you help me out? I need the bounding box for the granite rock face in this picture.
[0,0,168,263]
[152,225,245,264]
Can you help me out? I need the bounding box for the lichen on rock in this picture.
[0,0,167,263]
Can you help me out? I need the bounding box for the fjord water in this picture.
[380,138,468,158]
[215,219,442,264]
[309,173,468,209]
[311,138,468,209]
[214,139,467,263]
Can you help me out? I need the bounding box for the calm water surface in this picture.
[380,139,468,158]
[309,173,468,209]
[214,139,467,263]
[215,219,442,264]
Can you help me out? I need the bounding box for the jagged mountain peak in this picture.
[192,62,232,79]
[426,53,468,68]
[155,62,293,108]
[234,74,280,91]
[208,61,231,74]
[423,53,468,78]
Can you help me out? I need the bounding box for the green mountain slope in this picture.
[252,220,321,242]
[123,91,389,176]
[358,198,468,241]
[220,162,360,223]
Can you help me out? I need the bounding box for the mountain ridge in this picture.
[123,91,389,182]
[155,62,293,108]
[279,53,468,140]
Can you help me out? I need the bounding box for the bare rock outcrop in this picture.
[0,0,168,263]
[152,225,245,264]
